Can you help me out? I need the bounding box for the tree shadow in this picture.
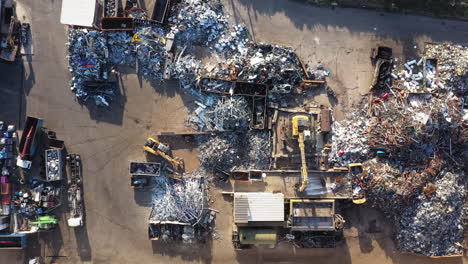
[233,0,468,47]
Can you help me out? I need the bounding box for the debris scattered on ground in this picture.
[197,132,247,172]
[108,31,136,66]
[333,43,468,257]
[135,26,167,80]
[67,29,110,102]
[396,171,465,257]
[197,131,271,173]
[425,43,468,95]
[213,24,249,57]
[246,131,271,170]
[235,44,306,91]
[168,0,228,47]
[188,95,251,131]
[328,109,369,166]
[150,177,207,224]
[172,54,204,89]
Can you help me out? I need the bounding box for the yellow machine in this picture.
[291,115,311,193]
[144,138,183,169]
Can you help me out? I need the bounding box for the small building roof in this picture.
[234,192,284,224]
[60,0,97,28]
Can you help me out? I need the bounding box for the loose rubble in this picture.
[328,109,369,166]
[67,29,111,103]
[135,26,167,80]
[396,171,465,256]
[328,42,467,257]
[150,176,207,225]
[107,31,136,66]
[246,131,271,170]
[168,0,228,47]
[197,132,247,172]
[188,95,251,131]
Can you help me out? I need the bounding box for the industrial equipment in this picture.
[30,215,58,230]
[370,46,393,90]
[143,138,183,169]
[291,115,311,192]
[67,154,83,227]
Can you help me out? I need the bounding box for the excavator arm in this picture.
[298,132,308,192]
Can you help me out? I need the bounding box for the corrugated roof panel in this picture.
[234,193,284,223]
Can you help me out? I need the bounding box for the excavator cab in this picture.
[144,138,184,170]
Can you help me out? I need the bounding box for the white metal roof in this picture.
[60,0,97,27]
[234,192,284,223]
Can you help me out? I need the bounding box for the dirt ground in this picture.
[0,0,467,263]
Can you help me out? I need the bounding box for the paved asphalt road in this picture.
[0,0,467,263]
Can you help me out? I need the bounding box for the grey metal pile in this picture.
[396,171,465,257]
[246,131,271,170]
[172,55,204,89]
[197,131,271,172]
[189,95,251,131]
[107,31,136,66]
[67,29,108,98]
[328,111,369,166]
[135,26,167,80]
[168,0,228,47]
[197,133,247,172]
[235,44,305,92]
[213,24,249,57]
[198,78,232,93]
[150,177,206,225]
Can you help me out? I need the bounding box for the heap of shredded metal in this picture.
[107,31,136,66]
[67,29,108,98]
[197,132,248,172]
[135,26,167,80]
[168,0,228,47]
[150,177,206,225]
[396,171,465,256]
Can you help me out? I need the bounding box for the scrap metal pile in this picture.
[396,171,465,256]
[197,131,271,174]
[188,95,251,131]
[150,177,207,225]
[328,44,467,257]
[392,43,468,95]
[168,0,228,47]
[67,29,112,104]
[328,108,369,166]
[135,26,167,79]
[107,31,136,66]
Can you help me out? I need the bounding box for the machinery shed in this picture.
[234,193,284,225]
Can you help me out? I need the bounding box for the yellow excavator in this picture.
[144,138,183,169]
[292,115,311,193]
